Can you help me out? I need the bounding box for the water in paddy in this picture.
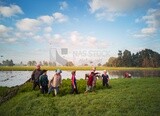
[0,70,160,87]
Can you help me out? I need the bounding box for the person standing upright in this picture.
[39,70,49,94]
[48,69,62,96]
[31,64,42,90]
[102,70,109,87]
[71,70,78,94]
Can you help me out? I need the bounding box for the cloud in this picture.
[44,27,52,33]
[0,4,23,17]
[38,15,54,24]
[59,1,68,10]
[16,12,67,32]
[134,8,160,38]
[89,0,148,21]
[70,31,82,44]
[48,31,108,49]
[0,24,11,33]
[141,27,156,35]
[16,18,41,31]
[53,12,68,23]
[0,24,17,43]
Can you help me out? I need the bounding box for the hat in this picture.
[55,69,62,74]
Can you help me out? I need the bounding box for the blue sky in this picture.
[0,0,160,65]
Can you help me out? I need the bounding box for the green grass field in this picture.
[0,78,160,115]
[0,66,160,71]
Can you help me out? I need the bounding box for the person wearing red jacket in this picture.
[70,70,78,94]
[84,71,94,93]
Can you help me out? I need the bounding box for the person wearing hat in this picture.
[31,64,42,90]
[48,69,62,96]
[70,70,78,94]
[39,70,49,94]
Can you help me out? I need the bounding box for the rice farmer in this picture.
[84,71,94,93]
[102,70,109,87]
[31,64,42,90]
[39,70,49,94]
[70,70,78,94]
[91,67,100,91]
[48,69,62,96]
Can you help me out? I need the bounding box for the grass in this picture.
[0,66,160,71]
[0,78,160,115]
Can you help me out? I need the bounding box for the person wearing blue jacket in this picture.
[39,70,49,94]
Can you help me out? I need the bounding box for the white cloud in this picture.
[1,11,68,44]
[89,0,148,21]
[16,12,68,32]
[0,4,23,17]
[0,24,11,33]
[87,36,97,43]
[44,27,52,33]
[70,31,82,44]
[141,27,156,34]
[142,8,160,28]
[0,25,18,43]
[38,15,54,24]
[16,18,41,31]
[53,12,68,23]
[59,1,68,10]
[48,31,108,49]
[6,38,17,42]
[134,8,160,38]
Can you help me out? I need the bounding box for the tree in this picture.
[9,60,14,66]
[27,61,37,66]
[39,61,42,66]
[97,63,101,66]
[106,48,160,67]
[27,61,32,66]
[48,61,56,66]
[2,59,15,66]
[116,50,123,67]
[106,57,117,67]
[66,61,74,66]
[43,61,48,66]
[122,50,132,67]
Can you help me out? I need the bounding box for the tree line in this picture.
[106,49,160,67]
[1,49,160,67]
[0,60,15,66]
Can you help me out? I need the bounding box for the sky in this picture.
[0,0,160,65]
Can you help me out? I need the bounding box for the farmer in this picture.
[102,70,109,87]
[91,67,100,91]
[31,64,42,90]
[70,70,78,94]
[39,70,49,94]
[84,71,94,93]
[48,69,62,96]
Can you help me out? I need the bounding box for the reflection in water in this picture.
[0,70,160,87]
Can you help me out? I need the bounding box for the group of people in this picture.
[31,65,62,96]
[31,65,109,96]
[84,67,109,93]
